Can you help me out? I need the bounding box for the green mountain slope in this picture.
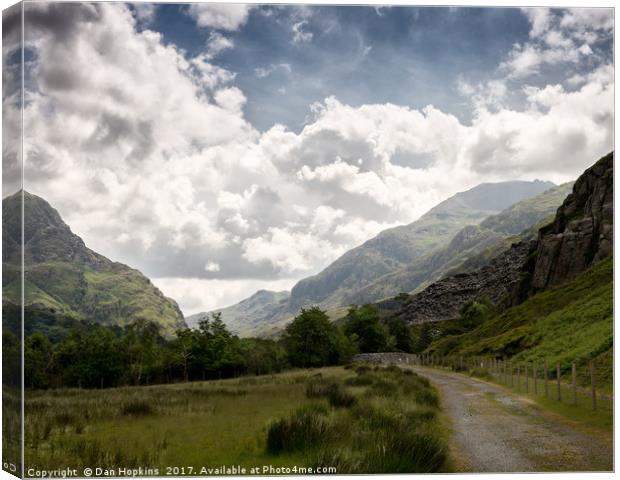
[426,257,612,382]
[186,289,290,335]
[347,182,573,304]
[2,191,185,336]
[415,152,613,387]
[287,180,555,312]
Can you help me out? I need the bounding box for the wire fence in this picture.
[351,352,612,412]
[417,354,612,411]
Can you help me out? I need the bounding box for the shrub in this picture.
[120,399,154,416]
[327,387,356,408]
[266,404,331,454]
[306,379,356,408]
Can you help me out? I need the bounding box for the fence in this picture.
[352,352,609,411]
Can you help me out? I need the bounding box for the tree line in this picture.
[6,298,491,390]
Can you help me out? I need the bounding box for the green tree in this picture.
[123,319,164,385]
[387,317,414,353]
[344,305,393,353]
[282,307,347,367]
[459,297,495,330]
[25,333,53,389]
[413,322,433,353]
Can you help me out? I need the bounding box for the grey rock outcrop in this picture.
[396,241,532,324]
[530,152,613,292]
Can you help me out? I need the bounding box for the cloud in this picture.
[186,4,253,31]
[12,4,613,316]
[292,20,313,43]
[500,8,612,79]
[132,3,157,26]
[254,63,292,78]
[206,31,234,58]
[204,262,221,272]
[152,277,295,316]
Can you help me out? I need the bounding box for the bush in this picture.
[120,399,154,416]
[306,379,356,408]
[266,404,331,454]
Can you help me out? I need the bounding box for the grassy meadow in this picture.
[24,365,448,474]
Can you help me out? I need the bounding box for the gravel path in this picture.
[410,366,613,473]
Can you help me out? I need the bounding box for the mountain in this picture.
[286,180,555,313]
[186,289,290,335]
[391,151,613,327]
[203,180,555,336]
[2,191,186,336]
[347,182,573,304]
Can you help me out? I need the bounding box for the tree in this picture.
[459,297,495,329]
[24,333,53,389]
[344,305,393,353]
[123,319,164,385]
[282,307,347,367]
[387,317,414,353]
[413,322,433,353]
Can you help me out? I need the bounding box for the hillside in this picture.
[416,152,612,384]
[187,289,290,335]
[287,180,554,312]
[2,191,186,336]
[347,182,573,304]
[426,257,612,384]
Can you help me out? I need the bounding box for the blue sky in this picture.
[149,6,533,130]
[5,3,614,315]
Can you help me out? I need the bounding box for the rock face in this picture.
[391,151,613,326]
[396,241,531,324]
[530,152,613,292]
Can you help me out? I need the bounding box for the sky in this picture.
[2,3,614,316]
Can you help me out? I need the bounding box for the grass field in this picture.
[24,365,448,475]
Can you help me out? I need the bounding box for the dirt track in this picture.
[410,366,613,473]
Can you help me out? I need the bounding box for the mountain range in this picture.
[198,180,563,336]
[2,191,186,336]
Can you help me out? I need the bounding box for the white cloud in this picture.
[205,262,221,272]
[214,87,247,113]
[132,3,157,25]
[206,32,234,58]
[152,277,295,316]
[186,4,253,31]
[12,4,613,316]
[254,63,292,78]
[292,20,313,43]
[500,8,612,80]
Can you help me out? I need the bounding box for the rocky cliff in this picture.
[395,241,531,324]
[392,151,613,325]
[529,152,613,292]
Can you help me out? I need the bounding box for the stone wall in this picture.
[351,352,419,365]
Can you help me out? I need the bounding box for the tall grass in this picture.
[266,365,448,473]
[25,366,447,474]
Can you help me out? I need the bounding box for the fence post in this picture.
[572,362,577,406]
[544,360,549,397]
[533,363,537,395]
[525,363,528,393]
[517,364,520,391]
[510,362,513,387]
[590,361,597,411]
[556,363,562,402]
